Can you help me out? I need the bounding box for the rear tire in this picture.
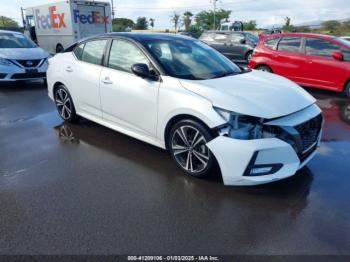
[245,51,253,62]
[168,119,215,178]
[56,44,64,53]
[255,65,272,73]
[344,81,350,98]
[54,85,79,123]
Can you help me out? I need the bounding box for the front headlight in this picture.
[214,107,268,140]
[0,58,11,66]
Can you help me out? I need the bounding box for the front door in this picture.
[100,39,160,137]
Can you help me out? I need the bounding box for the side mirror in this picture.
[239,39,246,44]
[332,52,344,61]
[131,63,159,81]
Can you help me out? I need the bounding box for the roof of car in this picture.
[103,32,193,41]
[267,32,335,39]
[0,30,23,35]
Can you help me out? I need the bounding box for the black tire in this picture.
[54,85,79,123]
[344,81,350,98]
[168,119,215,178]
[56,44,64,53]
[245,51,253,62]
[255,65,272,73]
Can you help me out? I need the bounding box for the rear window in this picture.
[81,40,107,65]
[278,37,302,53]
[230,33,245,44]
[214,33,229,43]
[264,37,280,50]
[199,33,214,42]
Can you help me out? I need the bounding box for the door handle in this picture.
[307,60,313,64]
[101,77,113,85]
[65,66,73,72]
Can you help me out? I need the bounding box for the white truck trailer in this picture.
[24,0,112,54]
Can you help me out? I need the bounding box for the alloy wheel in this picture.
[171,125,210,173]
[55,88,72,120]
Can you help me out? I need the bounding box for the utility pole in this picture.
[111,0,115,20]
[212,0,218,30]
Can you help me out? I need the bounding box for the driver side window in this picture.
[108,40,149,73]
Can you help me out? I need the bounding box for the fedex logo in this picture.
[73,10,109,24]
[35,6,66,29]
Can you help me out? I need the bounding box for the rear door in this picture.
[228,33,248,60]
[302,37,348,91]
[65,39,108,118]
[273,36,305,82]
[210,33,230,56]
[75,4,109,39]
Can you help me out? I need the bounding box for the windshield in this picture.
[143,39,242,80]
[335,37,350,48]
[0,33,37,48]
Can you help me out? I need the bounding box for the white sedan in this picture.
[0,30,49,82]
[47,33,323,186]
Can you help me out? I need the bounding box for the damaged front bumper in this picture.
[207,104,323,186]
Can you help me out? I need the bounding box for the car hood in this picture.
[179,70,316,119]
[0,48,49,60]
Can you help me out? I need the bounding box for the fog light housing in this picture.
[243,152,283,176]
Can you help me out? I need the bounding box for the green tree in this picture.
[183,11,193,32]
[195,9,231,30]
[112,18,134,32]
[282,16,295,32]
[243,20,257,30]
[322,20,342,33]
[171,12,181,32]
[0,16,19,27]
[149,18,155,29]
[135,17,148,30]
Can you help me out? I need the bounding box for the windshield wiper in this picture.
[212,71,237,79]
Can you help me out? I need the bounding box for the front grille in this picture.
[11,72,46,79]
[294,114,323,153]
[16,59,42,68]
[0,73,6,79]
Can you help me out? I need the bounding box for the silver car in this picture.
[0,30,49,82]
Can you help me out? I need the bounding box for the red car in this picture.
[249,33,350,97]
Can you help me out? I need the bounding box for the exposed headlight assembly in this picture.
[214,107,276,140]
[0,58,11,66]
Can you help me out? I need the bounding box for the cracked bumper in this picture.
[207,136,318,186]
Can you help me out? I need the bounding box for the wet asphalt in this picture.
[0,81,350,255]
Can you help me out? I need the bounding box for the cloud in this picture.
[0,0,349,29]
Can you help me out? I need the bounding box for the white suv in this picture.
[47,33,323,186]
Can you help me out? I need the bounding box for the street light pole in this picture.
[111,0,115,20]
[212,0,218,30]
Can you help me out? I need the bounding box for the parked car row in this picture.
[249,33,350,97]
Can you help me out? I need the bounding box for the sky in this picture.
[1,0,350,29]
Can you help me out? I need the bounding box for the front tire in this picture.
[168,119,215,178]
[255,65,272,73]
[54,85,79,123]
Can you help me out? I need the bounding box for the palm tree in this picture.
[183,11,193,31]
[170,12,181,32]
[149,18,155,29]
